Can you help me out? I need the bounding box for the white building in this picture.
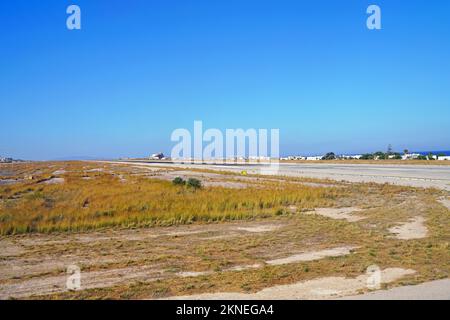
[306,156,323,161]
[339,154,362,160]
[150,153,165,160]
[280,156,307,160]
[438,156,450,161]
[402,153,421,160]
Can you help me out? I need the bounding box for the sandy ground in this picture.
[40,177,65,185]
[388,217,428,240]
[304,207,364,222]
[438,198,450,210]
[109,161,450,190]
[1,265,165,299]
[266,246,357,265]
[1,162,448,300]
[164,268,416,300]
[0,179,24,186]
[0,220,291,299]
[236,225,282,233]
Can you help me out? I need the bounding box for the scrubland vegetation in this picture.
[0,162,343,235]
[1,161,449,300]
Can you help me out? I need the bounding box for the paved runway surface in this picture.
[116,161,450,190]
[339,279,450,300]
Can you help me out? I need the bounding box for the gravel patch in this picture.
[163,268,416,300]
[266,246,358,266]
[305,207,364,222]
[389,217,428,240]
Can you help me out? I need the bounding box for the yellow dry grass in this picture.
[0,162,342,235]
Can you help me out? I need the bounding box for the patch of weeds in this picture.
[186,178,202,190]
[172,177,185,186]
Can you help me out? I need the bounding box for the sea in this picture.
[415,150,450,156]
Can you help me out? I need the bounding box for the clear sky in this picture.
[1,0,449,160]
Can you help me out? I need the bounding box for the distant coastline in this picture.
[415,150,450,156]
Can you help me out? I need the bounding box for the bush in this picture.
[321,152,336,160]
[172,177,185,186]
[360,153,374,160]
[373,151,386,160]
[186,178,202,189]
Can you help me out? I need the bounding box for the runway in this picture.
[112,161,450,191]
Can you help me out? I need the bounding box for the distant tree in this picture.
[374,151,386,160]
[403,149,409,155]
[437,153,446,157]
[392,153,402,160]
[417,155,428,160]
[321,152,336,160]
[360,153,374,160]
[427,152,435,160]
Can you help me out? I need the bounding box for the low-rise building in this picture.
[339,154,362,160]
[306,156,323,161]
[402,153,421,160]
[280,156,307,160]
[149,153,165,160]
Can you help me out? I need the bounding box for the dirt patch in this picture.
[266,246,358,266]
[305,207,364,222]
[438,198,450,210]
[236,224,282,233]
[202,181,248,189]
[0,265,165,300]
[176,271,211,278]
[225,264,262,272]
[0,240,24,257]
[40,177,65,185]
[389,217,428,240]
[164,268,416,300]
[0,179,23,185]
[85,168,104,173]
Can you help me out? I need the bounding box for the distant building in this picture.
[306,156,322,161]
[438,156,450,161]
[339,154,362,160]
[402,153,421,160]
[280,156,306,160]
[0,157,13,163]
[249,156,271,161]
[149,152,165,160]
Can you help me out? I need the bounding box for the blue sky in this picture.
[1,0,449,160]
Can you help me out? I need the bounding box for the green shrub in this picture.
[186,178,202,189]
[172,177,185,186]
[321,152,336,160]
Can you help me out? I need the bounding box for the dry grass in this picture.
[29,193,450,300]
[1,161,449,300]
[0,162,343,235]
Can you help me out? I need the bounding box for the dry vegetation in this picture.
[0,161,449,300]
[0,162,341,235]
